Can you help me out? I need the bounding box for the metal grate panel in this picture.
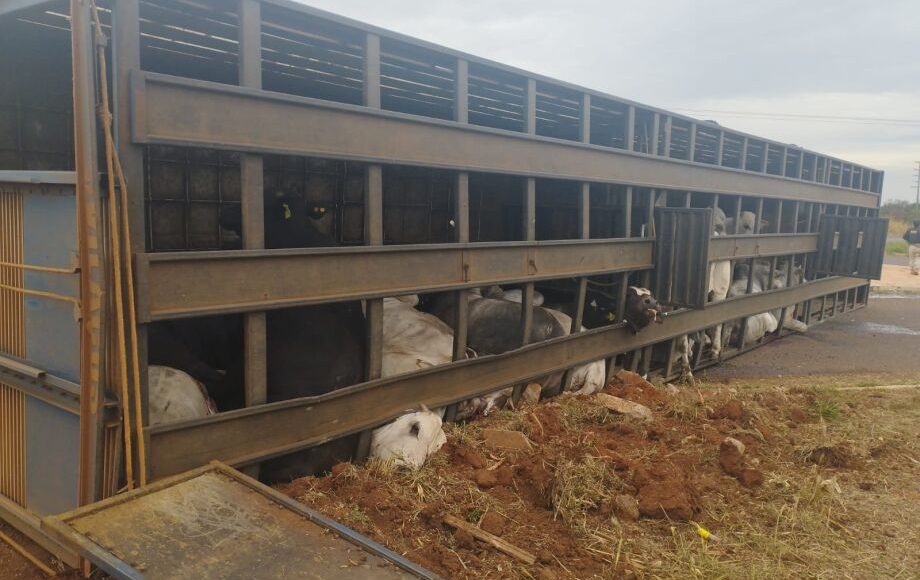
[653,207,712,309]
[0,190,26,505]
[812,214,888,280]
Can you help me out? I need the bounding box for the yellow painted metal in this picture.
[0,191,26,506]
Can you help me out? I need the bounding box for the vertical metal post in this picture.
[364,33,381,110]
[356,34,383,459]
[455,59,468,124]
[444,58,470,422]
[519,178,536,344]
[112,0,149,482]
[525,78,537,135]
[664,116,672,158]
[238,0,266,411]
[572,183,590,333]
[651,113,660,155]
[580,93,591,144]
[663,337,676,380]
[236,0,266,478]
[444,173,469,422]
[761,143,769,173]
[740,137,749,170]
[611,187,633,381]
[688,123,697,162]
[512,177,535,402]
[72,0,105,506]
[626,105,636,151]
[781,146,788,177]
[716,130,724,166]
[797,151,805,180]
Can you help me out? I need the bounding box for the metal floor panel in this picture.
[42,462,436,580]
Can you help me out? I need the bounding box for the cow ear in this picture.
[409,421,421,438]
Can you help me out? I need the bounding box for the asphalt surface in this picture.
[703,296,920,379]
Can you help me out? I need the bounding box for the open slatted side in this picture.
[0,191,26,506]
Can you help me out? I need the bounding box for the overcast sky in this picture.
[301,0,920,203]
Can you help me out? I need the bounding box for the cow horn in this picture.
[419,403,431,414]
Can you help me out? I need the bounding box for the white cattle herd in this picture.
[149,206,805,472]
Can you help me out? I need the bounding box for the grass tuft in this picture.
[551,455,625,532]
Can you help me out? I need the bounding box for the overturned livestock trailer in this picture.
[0,0,887,571]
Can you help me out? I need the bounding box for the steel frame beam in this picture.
[708,233,816,261]
[146,275,865,478]
[135,238,654,321]
[131,73,879,208]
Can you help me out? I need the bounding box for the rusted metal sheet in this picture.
[131,73,880,208]
[42,462,435,580]
[146,276,863,478]
[708,233,817,261]
[135,238,653,321]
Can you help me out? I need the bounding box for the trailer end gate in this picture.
[42,461,436,580]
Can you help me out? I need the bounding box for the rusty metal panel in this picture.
[813,215,889,280]
[136,238,653,320]
[654,207,712,308]
[132,73,880,208]
[146,276,863,478]
[43,462,433,580]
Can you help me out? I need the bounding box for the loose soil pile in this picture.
[279,373,920,579]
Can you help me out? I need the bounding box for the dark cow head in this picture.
[624,286,663,334]
[265,193,335,249]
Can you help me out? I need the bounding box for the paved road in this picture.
[702,296,920,379]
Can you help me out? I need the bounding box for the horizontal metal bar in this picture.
[708,233,817,261]
[0,261,79,275]
[0,354,82,414]
[136,238,653,321]
[0,493,79,569]
[0,283,81,307]
[0,0,50,17]
[0,170,77,185]
[132,73,878,207]
[147,275,863,478]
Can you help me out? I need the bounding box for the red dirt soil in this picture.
[277,372,821,578]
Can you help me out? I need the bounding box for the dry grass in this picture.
[551,455,625,531]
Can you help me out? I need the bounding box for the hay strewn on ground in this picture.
[278,372,920,579]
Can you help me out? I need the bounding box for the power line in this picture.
[671,108,920,127]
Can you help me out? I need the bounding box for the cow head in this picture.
[369,406,447,469]
[712,207,727,236]
[625,286,663,333]
[264,192,336,249]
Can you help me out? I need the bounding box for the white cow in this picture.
[381,295,455,378]
[741,312,779,344]
[370,407,447,469]
[497,288,606,396]
[707,207,732,359]
[148,365,216,426]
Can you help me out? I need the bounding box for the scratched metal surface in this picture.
[65,472,416,579]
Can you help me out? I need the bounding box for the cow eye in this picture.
[643,298,650,305]
[410,422,421,437]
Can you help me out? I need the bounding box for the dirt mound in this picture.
[277,381,866,579]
